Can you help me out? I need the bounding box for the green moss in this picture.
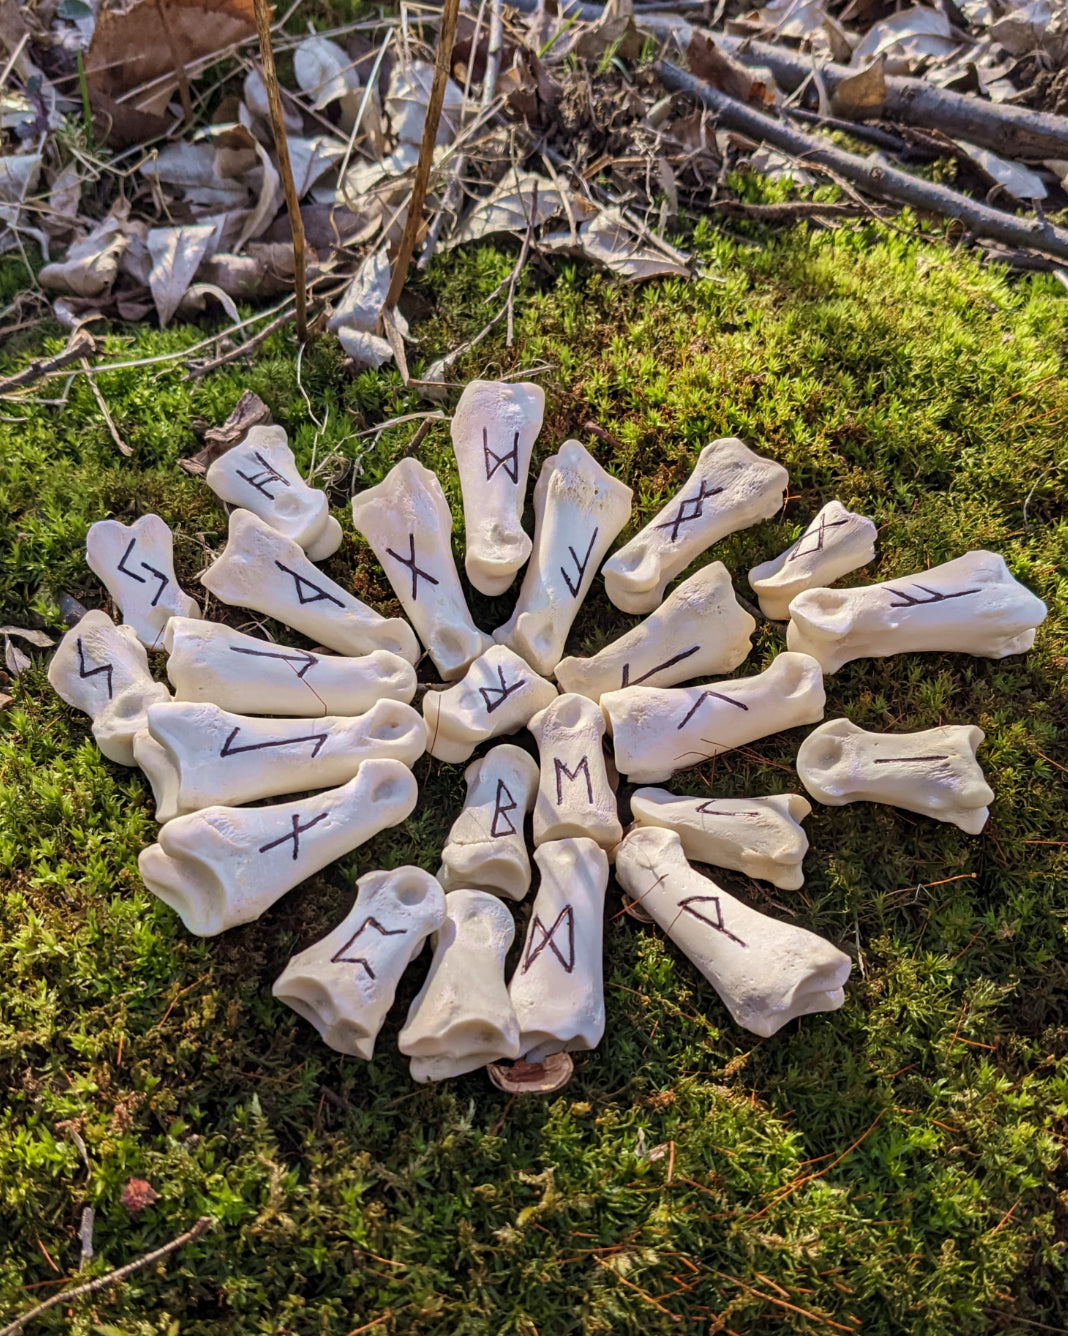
[1,204,1066,1336]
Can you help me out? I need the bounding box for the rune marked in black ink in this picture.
[695,801,761,816]
[872,755,949,764]
[258,811,329,860]
[677,895,747,947]
[220,727,329,759]
[786,512,850,562]
[555,756,593,805]
[117,537,169,605]
[483,427,520,484]
[274,561,345,608]
[229,644,318,678]
[386,533,440,601]
[677,689,749,730]
[491,779,519,837]
[76,638,114,700]
[521,905,576,974]
[655,479,724,543]
[236,451,290,501]
[560,528,598,599]
[887,583,981,609]
[621,645,700,688]
[479,665,524,714]
[330,916,407,978]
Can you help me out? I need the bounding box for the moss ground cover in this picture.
[1,209,1067,1335]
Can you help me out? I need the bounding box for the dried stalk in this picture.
[251,0,308,342]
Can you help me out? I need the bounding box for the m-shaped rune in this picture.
[483,427,520,484]
[521,905,575,974]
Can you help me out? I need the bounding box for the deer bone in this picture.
[528,692,622,850]
[438,744,540,900]
[748,500,877,621]
[422,644,557,764]
[86,514,201,649]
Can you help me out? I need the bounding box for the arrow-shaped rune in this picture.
[228,645,318,678]
[220,727,329,758]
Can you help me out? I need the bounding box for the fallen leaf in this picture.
[384,60,464,147]
[452,171,593,246]
[243,65,302,134]
[687,31,776,105]
[180,281,241,320]
[851,6,959,73]
[991,0,1068,61]
[336,325,395,368]
[293,34,360,126]
[287,135,347,196]
[235,138,281,251]
[38,207,131,297]
[758,0,830,41]
[830,57,886,119]
[956,140,1048,199]
[0,626,55,647]
[147,222,218,326]
[749,146,817,184]
[0,692,13,710]
[3,636,30,677]
[0,152,41,232]
[181,388,272,473]
[46,161,82,234]
[542,207,691,282]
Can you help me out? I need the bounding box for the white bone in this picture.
[423,644,558,764]
[399,889,521,1081]
[163,617,416,716]
[138,758,418,936]
[786,550,1047,673]
[200,508,419,663]
[796,718,994,834]
[47,610,171,765]
[629,789,812,890]
[748,501,877,621]
[438,745,540,900]
[615,827,851,1037]
[205,425,342,561]
[85,513,201,648]
[528,693,621,849]
[451,379,544,595]
[555,562,755,702]
[272,866,446,1058]
[602,438,788,614]
[494,441,632,676]
[350,458,492,680]
[135,697,425,822]
[602,651,826,784]
[508,838,608,1061]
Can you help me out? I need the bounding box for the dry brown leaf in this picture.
[829,56,886,119]
[147,222,218,326]
[687,32,776,106]
[180,389,272,474]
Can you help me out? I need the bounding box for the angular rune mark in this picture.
[695,801,761,817]
[560,528,598,599]
[76,637,113,700]
[330,916,406,976]
[677,689,749,730]
[385,533,440,601]
[274,560,344,608]
[258,811,329,860]
[220,727,328,759]
[229,644,318,678]
[621,645,700,688]
[521,904,575,974]
[236,451,290,501]
[490,779,518,838]
[478,665,524,714]
[786,512,850,562]
[886,583,981,609]
[677,895,747,948]
[872,755,949,764]
[554,755,593,805]
[655,479,724,543]
[117,537,170,605]
[483,427,520,484]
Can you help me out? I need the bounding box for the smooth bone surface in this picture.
[508,838,608,1062]
[350,458,491,680]
[528,693,622,849]
[48,610,172,765]
[494,441,632,676]
[797,717,994,834]
[630,789,811,890]
[200,508,419,663]
[136,697,425,822]
[272,866,446,1058]
[748,500,877,621]
[615,827,851,1037]
[399,889,521,1082]
[423,644,557,764]
[86,514,201,648]
[438,745,540,900]
[786,550,1047,673]
[451,379,543,595]
[138,758,418,936]
[555,562,755,702]
[603,651,826,784]
[163,617,416,716]
[205,425,342,561]
[602,438,788,614]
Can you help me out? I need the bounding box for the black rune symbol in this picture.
[786,512,850,562]
[886,583,981,609]
[655,479,724,543]
[385,534,440,601]
[677,689,749,730]
[621,645,700,688]
[220,727,328,759]
[521,905,576,974]
[677,895,747,948]
[274,561,345,608]
[236,451,290,501]
[229,644,318,678]
[76,637,114,700]
[560,528,598,599]
[490,779,518,838]
[695,800,760,817]
[330,916,407,980]
[258,811,329,860]
[872,755,949,764]
[484,427,520,484]
[478,665,524,714]
[554,756,594,805]
[117,537,169,607]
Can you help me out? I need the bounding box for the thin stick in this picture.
[82,357,132,456]
[0,1217,212,1336]
[0,331,94,398]
[506,180,538,347]
[155,0,194,123]
[384,0,463,311]
[252,0,307,342]
[186,302,304,380]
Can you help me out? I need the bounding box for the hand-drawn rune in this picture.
[258,811,329,860]
[220,727,328,759]
[117,537,169,606]
[478,664,524,714]
[886,583,981,609]
[274,560,345,608]
[554,755,593,805]
[76,638,113,699]
[560,528,599,599]
[330,915,407,979]
[621,645,700,688]
[521,904,576,974]
[235,451,290,501]
[786,511,850,562]
[385,533,439,601]
[695,801,760,817]
[872,755,949,764]
[655,479,724,543]
[677,689,749,730]
[483,427,520,484]
[490,779,518,837]
[677,895,747,947]
[229,644,318,678]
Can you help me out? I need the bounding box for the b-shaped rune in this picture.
[438,744,541,900]
[491,779,519,838]
[86,513,201,647]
